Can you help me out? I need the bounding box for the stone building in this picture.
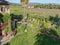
[0,0,10,14]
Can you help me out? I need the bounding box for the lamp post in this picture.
[21,0,28,17]
[21,0,29,32]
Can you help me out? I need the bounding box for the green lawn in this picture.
[7,6,60,45]
[10,6,24,15]
[7,14,60,45]
[10,6,60,15]
[10,23,38,45]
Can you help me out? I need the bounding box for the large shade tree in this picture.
[21,0,29,6]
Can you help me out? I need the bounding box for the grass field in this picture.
[7,6,60,45]
[9,14,60,45]
[10,6,60,15]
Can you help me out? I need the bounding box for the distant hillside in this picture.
[10,3,60,9]
[10,3,39,6]
[10,3,20,6]
[10,2,60,6]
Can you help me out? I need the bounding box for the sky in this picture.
[6,0,60,4]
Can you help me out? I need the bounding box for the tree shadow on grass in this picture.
[10,14,23,21]
[10,14,23,31]
[4,42,10,45]
[34,28,60,45]
[49,15,60,26]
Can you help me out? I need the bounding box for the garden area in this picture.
[3,13,60,45]
[0,0,60,45]
[1,5,60,45]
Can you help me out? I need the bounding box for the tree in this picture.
[21,0,29,5]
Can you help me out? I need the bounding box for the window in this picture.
[1,7,3,12]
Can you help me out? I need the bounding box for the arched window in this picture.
[1,7,3,12]
[1,7,5,12]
